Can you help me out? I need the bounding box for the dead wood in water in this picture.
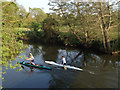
[111,51,120,55]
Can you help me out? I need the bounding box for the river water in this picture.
[2,44,119,88]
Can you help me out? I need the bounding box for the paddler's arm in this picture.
[26,58,33,60]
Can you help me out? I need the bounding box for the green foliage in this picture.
[25,8,47,29]
[1,1,28,85]
[1,1,118,56]
[16,68,23,72]
[1,28,26,65]
[0,86,3,89]
[2,2,20,27]
[41,15,60,43]
[58,32,79,46]
[30,22,42,31]
[29,8,47,22]
[46,1,119,52]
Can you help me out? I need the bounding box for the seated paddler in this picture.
[26,53,35,65]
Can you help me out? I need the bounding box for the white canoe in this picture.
[45,61,83,71]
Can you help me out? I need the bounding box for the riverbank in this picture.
[17,29,119,54]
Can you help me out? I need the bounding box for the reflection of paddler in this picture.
[21,65,34,72]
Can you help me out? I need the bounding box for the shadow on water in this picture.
[2,43,119,88]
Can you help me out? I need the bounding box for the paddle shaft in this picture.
[22,59,26,63]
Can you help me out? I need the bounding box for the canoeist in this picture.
[26,53,35,65]
[61,56,66,65]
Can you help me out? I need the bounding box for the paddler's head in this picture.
[62,56,64,58]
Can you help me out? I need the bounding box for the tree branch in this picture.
[68,23,82,42]
[108,24,119,30]
[2,2,13,8]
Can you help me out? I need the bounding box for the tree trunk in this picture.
[98,15,107,52]
[82,16,87,46]
[99,2,111,52]
[74,1,88,47]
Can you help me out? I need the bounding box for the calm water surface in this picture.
[2,44,119,88]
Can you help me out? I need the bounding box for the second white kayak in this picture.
[45,61,83,71]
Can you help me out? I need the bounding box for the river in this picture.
[2,44,119,88]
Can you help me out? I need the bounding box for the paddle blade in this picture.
[21,65,24,69]
[64,67,67,70]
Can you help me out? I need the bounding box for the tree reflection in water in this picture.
[42,45,59,61]
[24,44,119,70]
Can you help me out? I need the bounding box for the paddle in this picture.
[64,66,67,70]
[22,59,26,64]
[17,59,26,64]
[63,64,67,70]
[61,62,67,70]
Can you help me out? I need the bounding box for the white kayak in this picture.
[45,61,83,71]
